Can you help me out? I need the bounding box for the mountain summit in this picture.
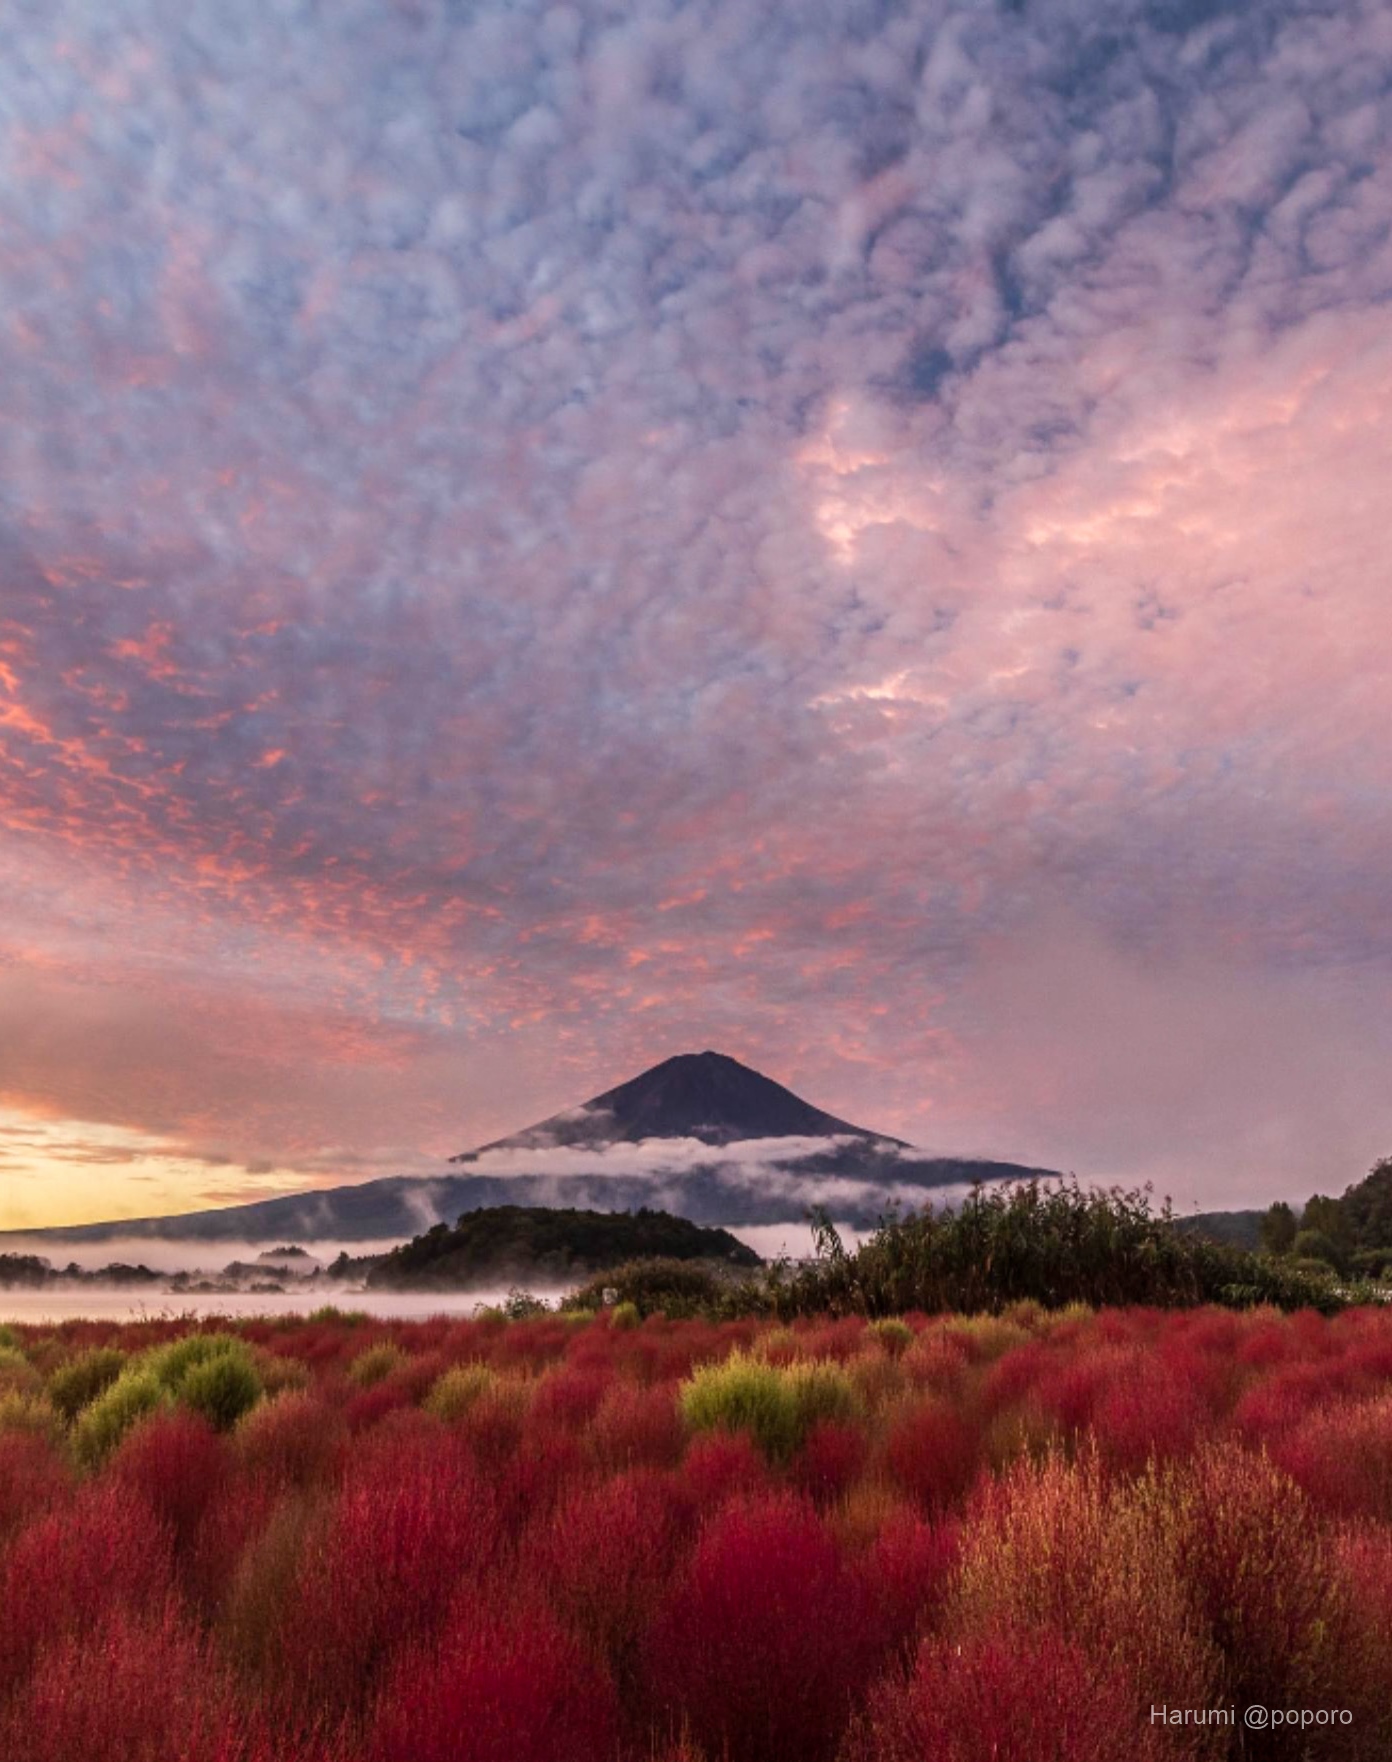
[452,1050,904,1160]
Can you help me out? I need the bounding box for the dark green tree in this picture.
[1259,1201,1297,1257]
[1341,1156,1392,1250]
[1302,1193,1347,1244]
[1291,1228,1346,1274]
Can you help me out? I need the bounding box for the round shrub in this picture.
[869,1318,915,1356]
[883,1397,979,1513]
[424,1363,498,1422]
[48,1347,127,1421]
[0,1392,63,1445]
[843,1625,1170,1762]
[369,1602,619,1762]
[236,1391,346,1489]
[643,1492,880,1762]
[73,1372,170,1468]
[180,1353,262,1431]
[347,1343,407,1388]
[0,1431,71,1543]
[680,1352,855,1463]
[0,1346,40,1396]
[147,1332,246,1391]
[680,1352,798,1461]
[110,1408,228,1544]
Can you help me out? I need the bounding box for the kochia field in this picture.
[1,1302,1391,1762]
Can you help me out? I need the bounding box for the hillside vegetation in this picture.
[366,1205,760,1291]
[571,1182,1380,1325]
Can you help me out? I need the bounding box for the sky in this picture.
[2,0,1391,1230]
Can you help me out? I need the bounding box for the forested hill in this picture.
[365,1205,761,1290]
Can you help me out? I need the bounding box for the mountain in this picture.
[453,1051,905,1157]
[2,1051,1056,1248]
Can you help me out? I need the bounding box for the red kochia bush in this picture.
[857,1508,960,1658]
[1275,1395,1392,1522]
[794,1418,869,1507]
[0,1602,252,1762]
[520,1468,695,1674]
[237,1391,347,1491]
[111,1407,230,1547]
[1090,1360,1206,1475]
[677,1429,771,1512]
[367,1602,619,1762]
[0,1430,71,1543]
[643,1493,878,1762]
[272,1426,499,1722]
[883,1397,978,1512]
[843,1625,1170,1762]
[588,1381,687,1470]
[0,1480,174,1695]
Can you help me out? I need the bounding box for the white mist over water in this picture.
[0,1287,564,1326]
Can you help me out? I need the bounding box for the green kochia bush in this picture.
[73,1371,170,1466]
[0,1347,40,1396]
[48,1347,127,1420]
[425,1364,498,1422]
[144,1334,263,1431]
[346,1343,406,1387]
[680,1353,857,1462]
[181,1353,262,1431]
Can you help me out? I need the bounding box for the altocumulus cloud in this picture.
[1,0,1391,1221]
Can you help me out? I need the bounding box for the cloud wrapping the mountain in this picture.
[2,0,1391,1218]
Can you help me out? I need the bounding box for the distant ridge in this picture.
[3,1050,1056,1247]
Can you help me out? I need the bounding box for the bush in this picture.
[346,1343,406,1387]
[111,1409,228,1545]
[883,1397,979,1512]
[424,1363,498,1422]
[0,1431,71,1543]
[643,1493,880,1762]
[0,1482,174,1695]
[269,1429,500,1725]
[48,1347,127,1420]
[679,1352,856,1463]
[368,1602,619,1762]
[181,1352,262,1430]
[844,1625,1171,1762]
[776,1184,1365,1319]
[73,1372,170,1467]
[949,1454,1221,1718]
[868,1318,914,1355]
[0,1345,39,1395]
[236,1391,345,1489]
[521,1470,694,1675]
[784,1358,858,1432]
[0,1603,253,1762]
[569,1257,730,1318]
[1291,1228,1346,1272]
[680,1353,799,1461]
[0,1391,63,1444]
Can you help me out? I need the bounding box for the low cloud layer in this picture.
[2,0,1391,1225]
